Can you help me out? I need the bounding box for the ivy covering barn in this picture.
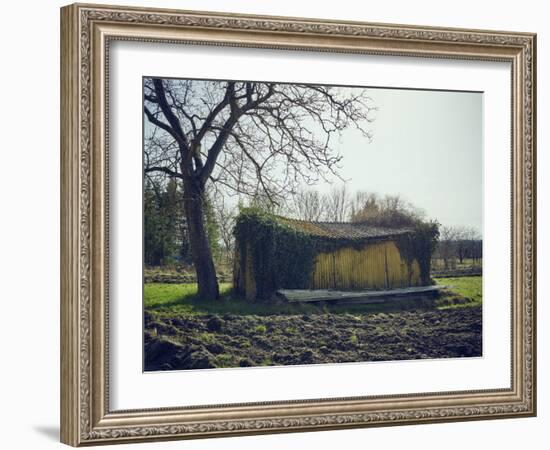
[233,209,439,301]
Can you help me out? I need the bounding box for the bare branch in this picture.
[144,166,183,179]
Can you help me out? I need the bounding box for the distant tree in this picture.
[209,193,237,268]
[349,191,380,220]
[454,226,468,264]
[469,234,483,265]
[144,180,162,266]
[292,189,325,221]
[324,185,351,222]
[350,192,425,227]
[246,190,289,215]
[453,226,482,265]
[144,178,185,266]
[437,226,458,270]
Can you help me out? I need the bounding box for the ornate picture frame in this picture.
[60,3,536,446]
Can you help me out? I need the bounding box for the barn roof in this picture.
[275,216,414,241]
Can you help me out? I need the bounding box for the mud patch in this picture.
[144,307,482,371]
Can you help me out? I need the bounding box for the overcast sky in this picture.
[321,87,483,234]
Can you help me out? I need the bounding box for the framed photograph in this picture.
[60,3,536,446]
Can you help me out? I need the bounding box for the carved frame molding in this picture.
[60,3,536,446]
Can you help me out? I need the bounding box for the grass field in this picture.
[144,282,321,317]
[434,276,482,309]
[144,275,482,318]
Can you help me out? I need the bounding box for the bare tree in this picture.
[209,191,237,270]
[453,226,469,264]
[438,226,458,269]
[324,185,351,222]
[350,192,425,227]
[349,191,379,219]
[144,78,375,298]
[466,228,483,265]
[453,226,482,265]
[291,189,326,221]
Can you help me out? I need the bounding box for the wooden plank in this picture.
[278,285,447,303]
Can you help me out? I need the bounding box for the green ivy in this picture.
[395,220,440,285]
[234,208,440,299]
[234,208,317,299]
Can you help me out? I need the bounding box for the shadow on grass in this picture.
[145,283,442,317]
[146,286,320,316]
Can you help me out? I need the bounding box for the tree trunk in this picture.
[182,178,220,300]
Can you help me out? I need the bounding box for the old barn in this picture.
[233,210,437,301]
